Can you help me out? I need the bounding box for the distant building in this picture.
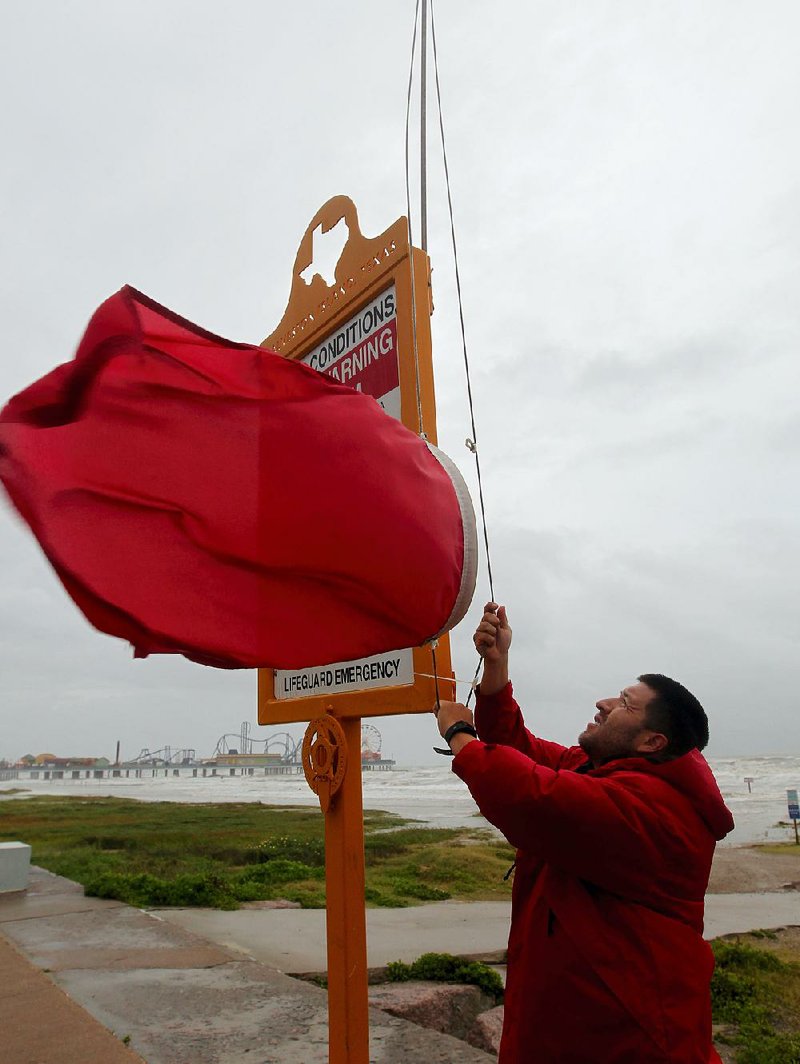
[13,754,111,780]
[212,753,284,768]
[29,754,109,768]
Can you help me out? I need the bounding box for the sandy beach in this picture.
[709,844,800,894]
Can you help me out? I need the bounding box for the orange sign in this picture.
[257,196,458,725]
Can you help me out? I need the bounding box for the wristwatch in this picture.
[444,721,478,745]
[434,720,478,756]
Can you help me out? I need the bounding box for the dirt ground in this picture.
[709,845,800,893]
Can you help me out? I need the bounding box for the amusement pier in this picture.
[3,721,395,782]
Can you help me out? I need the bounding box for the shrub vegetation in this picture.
[0,796,515,910]
[386,951,504,1004]
[711,938,800,1063]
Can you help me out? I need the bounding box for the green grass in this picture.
[757,842,800,857]
[0,796,515,910]
[711,937,800,1062]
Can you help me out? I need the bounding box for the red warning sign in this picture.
[301,285,400,418]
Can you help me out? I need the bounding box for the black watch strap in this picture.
[434,720,478,756]
[444,721,478,744]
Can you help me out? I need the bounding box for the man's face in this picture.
[578,682,664,765]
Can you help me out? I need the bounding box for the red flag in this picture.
[0,287,476,669]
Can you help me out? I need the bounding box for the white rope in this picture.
[404,0,427,439]
[406,0,498,707]
[429,0,495,608]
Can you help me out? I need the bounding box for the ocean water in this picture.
[9,757,800,848]
[707,757,800,847]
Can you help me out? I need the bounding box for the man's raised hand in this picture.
[473,602,511,697]
[474,602,512,662]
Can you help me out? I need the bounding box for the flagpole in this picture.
[420,0,428,252]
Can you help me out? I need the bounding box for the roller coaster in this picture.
[126,745,197,766]
[212,720,300,763]
[126,722,390,768]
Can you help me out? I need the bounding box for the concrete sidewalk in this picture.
[155,891,800,974]
[3,867,798,1064]
[159,900,512,974]
[0,868,494,1064]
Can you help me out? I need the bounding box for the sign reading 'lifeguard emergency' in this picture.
[275,649,414,701]
[301,285,400,418]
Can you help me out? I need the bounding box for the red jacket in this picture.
[452,684,734,1064]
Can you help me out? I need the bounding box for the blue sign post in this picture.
[787,789,799,845]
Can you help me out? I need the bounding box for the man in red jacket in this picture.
[436,603,734,1064]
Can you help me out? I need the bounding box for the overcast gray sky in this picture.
[1,1,798,765]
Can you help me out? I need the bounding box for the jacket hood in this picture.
[593,749,734,841]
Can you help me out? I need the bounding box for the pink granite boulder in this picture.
[368,981,494,1041]
[467,1004,504,1055]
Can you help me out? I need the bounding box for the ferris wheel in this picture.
[360,724,382,762]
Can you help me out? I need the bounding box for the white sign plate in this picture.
[274,648,414,701]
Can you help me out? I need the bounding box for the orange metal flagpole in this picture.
[302,713,370,1064]
[324,716,369,1063]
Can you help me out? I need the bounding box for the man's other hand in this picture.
[434,700,475,738]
